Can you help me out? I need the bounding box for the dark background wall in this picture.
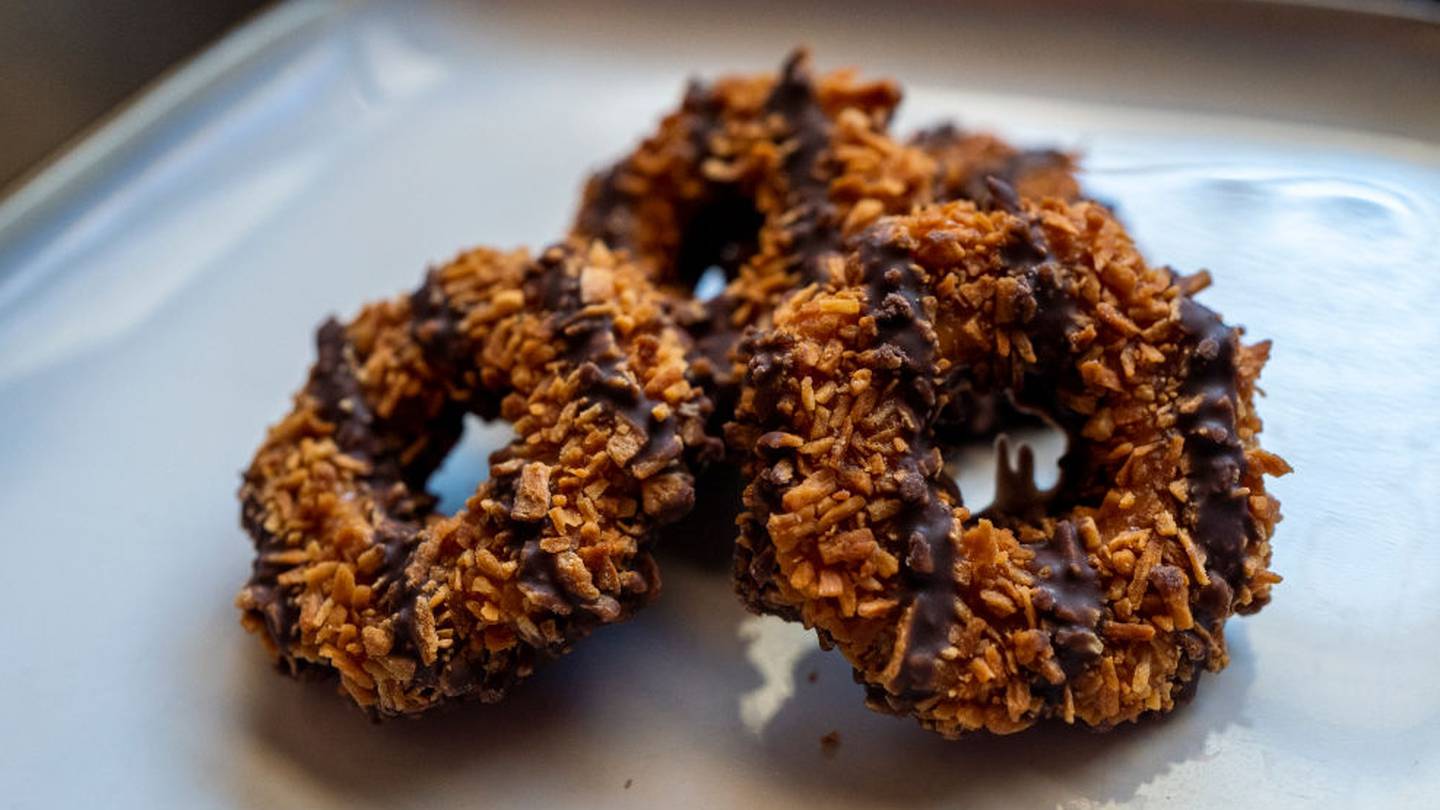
[0,1,266,191]
[0,0,1435,196]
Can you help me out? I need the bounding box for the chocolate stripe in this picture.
[855,230,957,695]
[1177,297,1252,594]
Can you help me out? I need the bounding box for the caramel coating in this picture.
[237,241,718,715]
[729,196,1289,736]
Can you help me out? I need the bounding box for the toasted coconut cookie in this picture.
[574,51,1079,425]
[238,241,718,715]
[729,190,1288,736]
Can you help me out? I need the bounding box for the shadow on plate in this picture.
[223,555,764,807]
[737,626,1256,807]
[224,462,1254,809]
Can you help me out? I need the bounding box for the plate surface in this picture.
[1,2,1438,807]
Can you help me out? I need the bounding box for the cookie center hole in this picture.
[948,423,1067,514]
[674,192,763,292]
[430,414,517,514]
[692,265,726,302]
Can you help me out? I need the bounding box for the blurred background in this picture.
[0,0,268,191]
[1,0,1437,195]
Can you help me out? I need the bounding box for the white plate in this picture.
[2,2,1438,807]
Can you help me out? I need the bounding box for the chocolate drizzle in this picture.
[766,52,843,285]
[912,123,1078,208]
[310,316,463,489]
[730,333,804,618]
[530,249,700,483]
[986,177,1070,373]
[576,76,760,291]
[517,535,575,615]
[700,53,847,411]
[575,68,758,417]
[1176,297,1252,596]
[987,179,1097,510]
[1026,522,1103,674]
[506,248,707,616]
[241,318,461,666]
[853,230,960,695]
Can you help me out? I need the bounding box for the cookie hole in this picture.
[674,191,763,292]
[692,265,726,302]
[429,414,516,514]
[948,423,1067,515]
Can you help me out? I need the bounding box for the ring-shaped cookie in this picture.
[730,191,1288,735]
[238,241,717,715]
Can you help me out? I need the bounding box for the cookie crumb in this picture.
[820,730,841,758]
[624,778,633,789]
[806,670,818,683]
